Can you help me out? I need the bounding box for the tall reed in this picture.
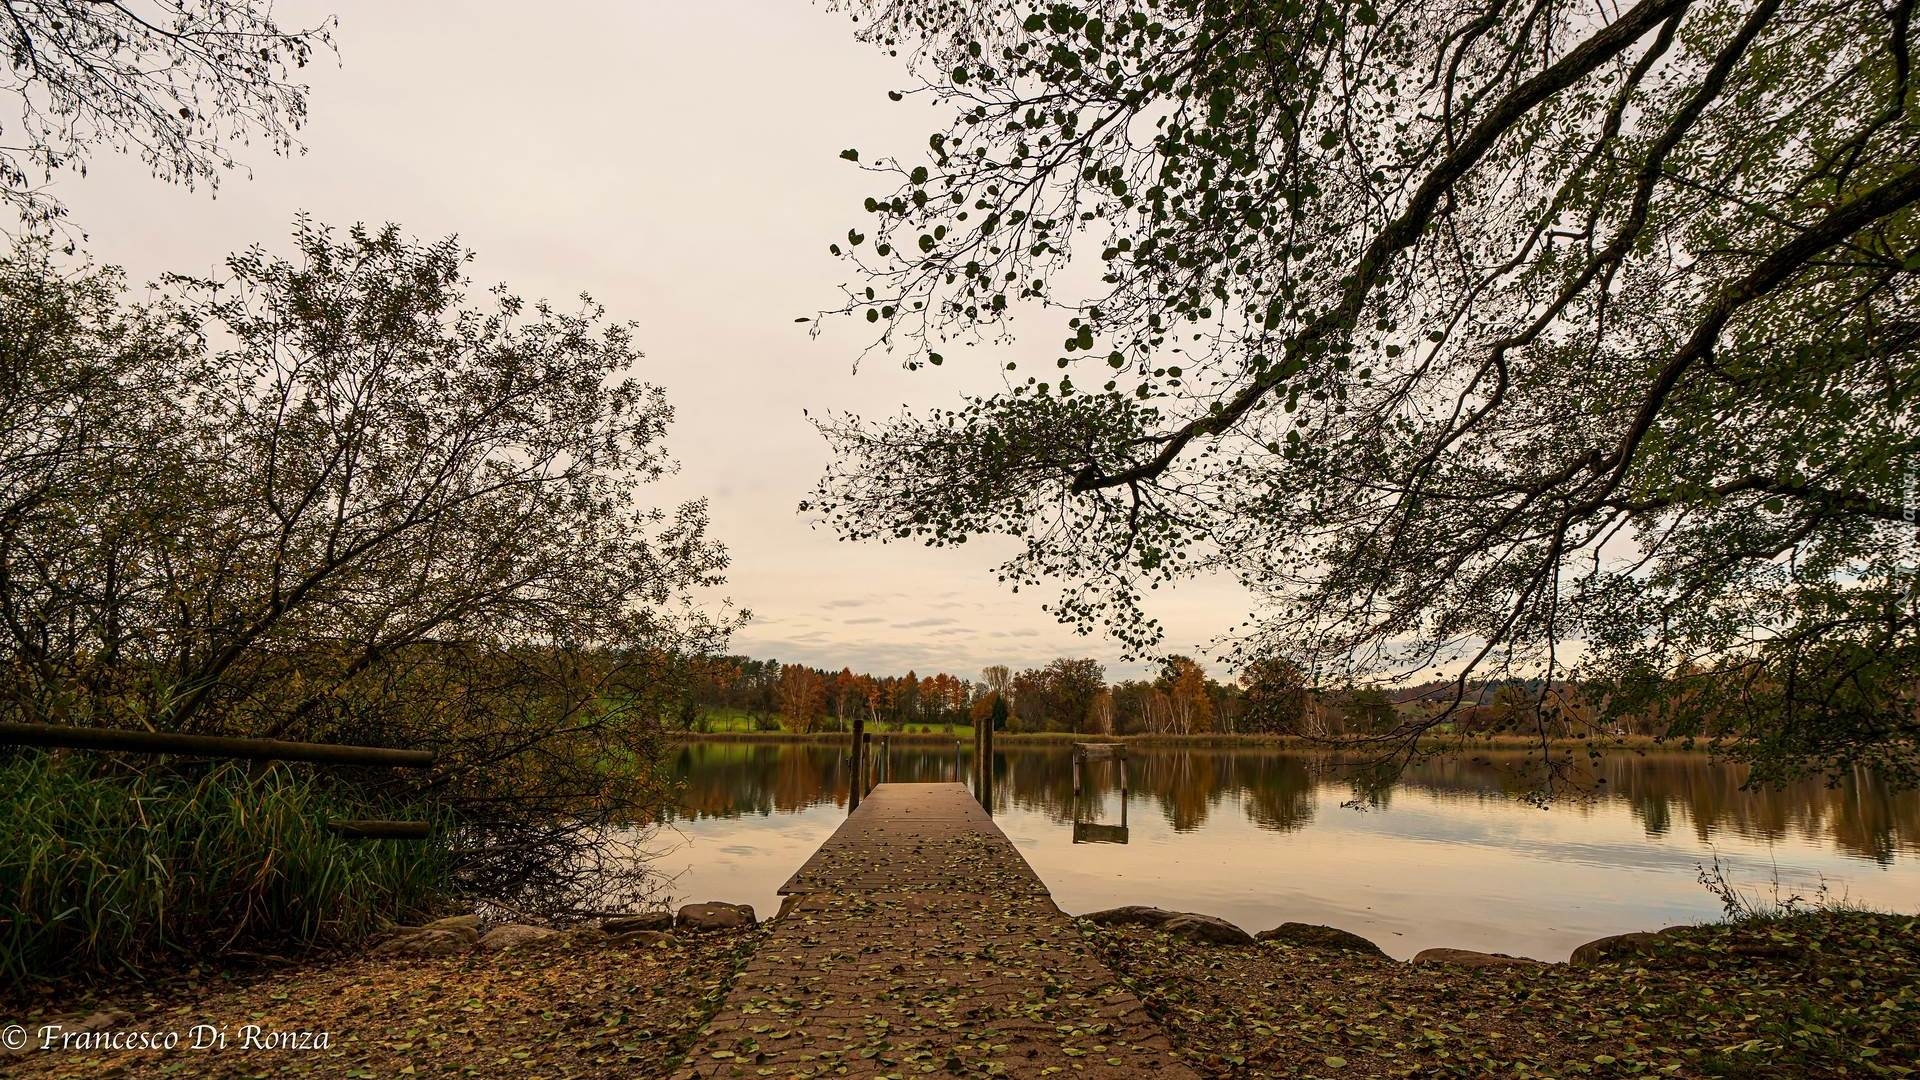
[0,753,445,987]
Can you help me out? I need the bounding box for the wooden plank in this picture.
[683,783,1198,1080]
[1072,821,1130,845]
[0,722,435,768]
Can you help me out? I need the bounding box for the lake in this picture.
[647,740,1920,961]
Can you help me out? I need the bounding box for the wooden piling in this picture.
[848,716,866,812]
[981,713,995,814]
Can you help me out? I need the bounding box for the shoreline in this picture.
[8,904,1910,1078]
[669,729,1713,753]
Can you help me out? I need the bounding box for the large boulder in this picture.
[1080,906,1181,928]
[1412,947,1545,969]
[610,929,674,947]
[677,901,756,931]
[420,915,481,943]
[373,928,472,957]
[602,911,673,934]
[1256,922,1387,958]
[1569,931,1663,967]
[1162,913,1256,947]
[477,924,559,952]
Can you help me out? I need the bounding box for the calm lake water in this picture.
[647,740,1920,961]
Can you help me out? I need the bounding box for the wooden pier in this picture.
[674,783,1196,1078]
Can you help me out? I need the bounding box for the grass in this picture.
[0,753,445,990]
[675,706,980,740]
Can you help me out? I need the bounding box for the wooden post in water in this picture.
[1119,746,1129,828]
[953,740,962,783]
[981,712,995,815]
[881,735,891,784]
[849,716,866,813]
[973,719,984,802]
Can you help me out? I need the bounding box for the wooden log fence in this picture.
[0,721,436,839]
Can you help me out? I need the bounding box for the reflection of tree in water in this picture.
[656,742,1920,864]
[662,743,844,820]
[1232,754,1317,833]
[1391,754,1920,865]
[1154,752,1223,832]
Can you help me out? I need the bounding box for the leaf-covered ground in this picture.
[3,930,752,1079]
[1083,912,1920,1079]
[7,911,1914,1078]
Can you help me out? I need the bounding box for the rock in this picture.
[416,915,480,944]
[1570,931,1663,967]
[373,929,472,957]
[1411,947,1545,969]
[601,911,673,934]
[610,929,673,947]
[677,901,756,931]
[477,924,559,952]
[1080,905,1180,928]
[1162,913,1257,947]
[1256,922,1387,958]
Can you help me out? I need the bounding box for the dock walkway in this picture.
[674,782,1196,1078]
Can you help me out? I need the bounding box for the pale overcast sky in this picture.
[53,1,1252,681]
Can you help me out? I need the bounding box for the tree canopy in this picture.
[0,221,737,907]
[808,0,1920,784]
[1,1,331,226]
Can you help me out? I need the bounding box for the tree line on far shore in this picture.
[671,653,1732,742]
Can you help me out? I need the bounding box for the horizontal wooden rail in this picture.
[0,722,435,769]
[326,819,432,840]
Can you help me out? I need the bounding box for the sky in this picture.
[51,0,1253,682]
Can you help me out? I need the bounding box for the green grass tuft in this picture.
[0,753,445,988]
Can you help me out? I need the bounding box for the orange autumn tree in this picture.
[1164,656,1216,735]
[777,664,826,733]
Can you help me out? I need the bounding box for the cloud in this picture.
[893,616,959,629]
[841,616,884,625]
[821,598,872,609]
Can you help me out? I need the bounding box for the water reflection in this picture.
[664,742,1920,863]
[652,741,1920,960]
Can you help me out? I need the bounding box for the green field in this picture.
[677,706,977,740]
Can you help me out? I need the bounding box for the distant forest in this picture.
[672,656,1703,740]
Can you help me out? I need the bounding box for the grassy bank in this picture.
[1086,910,1919,1078]
[1,754,444,990]
[670,728,1701,752]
